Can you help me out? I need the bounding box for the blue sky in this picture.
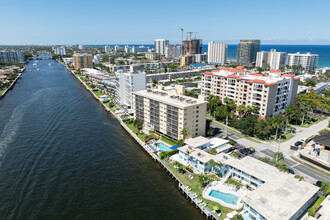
[1,0,329,45]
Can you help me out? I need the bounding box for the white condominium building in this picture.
[256,49,287,70]
[207,41,227,65]
[195,53,208,63]
[105,45,111,54]
[154,39,169,55]
[54,46,66,56]
[201,67,300,118]
[115,69,146,113]
[0,51,25,63]
[165,44,181,58]
[287,52,318,72]
[133,85,207,140]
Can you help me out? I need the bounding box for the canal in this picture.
[0,60,203,219]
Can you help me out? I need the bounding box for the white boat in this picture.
[48,63,51,66]
[33,63,37,66]
[37,69,40,71]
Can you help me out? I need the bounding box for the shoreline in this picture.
[59,60,220,220]
[0,68,25,99]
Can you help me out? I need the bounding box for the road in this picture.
[211,120,330,183]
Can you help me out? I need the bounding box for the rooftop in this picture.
[201,68,300,85]
[313,132,330,147]
[133,88,207,108]
[226,156,279,182]
[244,174,319,220]
[184,136,210,148]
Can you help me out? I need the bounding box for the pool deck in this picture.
[203,181,248,210]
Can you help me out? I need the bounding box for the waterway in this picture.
[0,60,203,219]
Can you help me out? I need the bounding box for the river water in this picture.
[0,60,203,219]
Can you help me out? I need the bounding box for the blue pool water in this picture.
[157,142,172,152]
[209,190,238,205]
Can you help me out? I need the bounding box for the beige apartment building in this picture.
[73,53,93,70]
[201,67,299,118]
[133,85,207,140]
[144,52,159,60]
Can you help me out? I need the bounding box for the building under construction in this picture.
[182,38,202,55]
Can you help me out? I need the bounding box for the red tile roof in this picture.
[251,73,263,76]
[294,77,300,80]
[282,74,295,77]
[201,71,214,76]
[211,69,219,72]
[0,75,7,79]
[236,66,245,69]
[269,69,282,72]
[230,69,245,73]
[219,67,231,70]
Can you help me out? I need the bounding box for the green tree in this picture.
[214,106,230,122]
[181,129,190,140]
[305,79,317,87]
[273,152,284,162]
[236,104,246,119]
[232,214,243,220]
[208,148,217,155]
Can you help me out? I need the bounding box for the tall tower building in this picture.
[73,53,93,70]
[256,49,287,70]
[237,39,260,66]
[182,39,202,55]
[287,52,319,72]
[154,39,169,55]
[207,41,227,65]
[105,45,111,54]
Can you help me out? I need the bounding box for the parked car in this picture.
[290,145,298,150]
[287,168,295,174]
[315,181,323,187]
[295,141,303,146]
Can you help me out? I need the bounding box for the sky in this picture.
[1,0,330,45]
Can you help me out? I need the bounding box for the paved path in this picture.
[211,119,330,183]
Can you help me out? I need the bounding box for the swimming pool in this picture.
[208,190,238,205]
[157,142,172,152]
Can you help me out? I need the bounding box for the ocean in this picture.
[86,44,330,68]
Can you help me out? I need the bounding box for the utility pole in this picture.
[277,136,281,152]
[225,115,228,138]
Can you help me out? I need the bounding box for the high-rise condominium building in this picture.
[207,41,227,65]
[0,51,25,63]
[54,46,66,56]
[201,67,299,118]
[165,44,181,58]
[73,53,93,70]
[237,39,260,66]
[154,39,169,55]
[256,49,287,70]
[115,66,146,112]
[287,52,319,72]
[183,39,202,55]
[105,45,111,54]
[195,53,208,63]
[131,46,149,53]
[78,44,84,50]
[133,85,207,140]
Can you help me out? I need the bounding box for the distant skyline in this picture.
[1,0,330,45]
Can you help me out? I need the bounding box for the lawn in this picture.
[254,132,294,143]
[0,89,5,95]
[93,90,104,97]
[161,136,177,146]
[164,161,235,219]
[125,122,148,142]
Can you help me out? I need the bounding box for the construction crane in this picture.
[180,28,184,57]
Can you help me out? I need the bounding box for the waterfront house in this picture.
[177,136,232,173]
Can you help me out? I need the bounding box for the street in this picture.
[211,120,330,183]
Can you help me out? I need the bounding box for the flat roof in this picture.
[210,138,229,148]
[226,156,279,182]
[179,145,230,164]
[314,133,330,147]
[184,136,210,148]
[133,89,207,108]
[244,174,319,220]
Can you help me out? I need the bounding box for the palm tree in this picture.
[251,106,260,115]
[224,97,230,106]
[273,152,284,162]
[236,104,246,119]
[181,129,190,140]
[272,115,284,140]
